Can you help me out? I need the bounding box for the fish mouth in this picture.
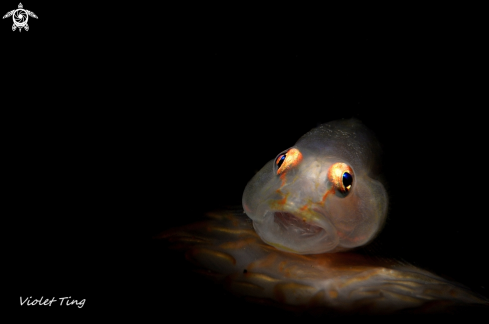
[252,209,339,254]
[274,212,324,237]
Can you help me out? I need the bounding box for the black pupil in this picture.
[277,154,286,169]
[342,172,352,188]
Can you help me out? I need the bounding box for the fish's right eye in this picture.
[274,148,303,175]
[276,154,286,169]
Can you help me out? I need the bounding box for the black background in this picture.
[4,2,487,321]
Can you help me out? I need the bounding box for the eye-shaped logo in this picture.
[3,3,38,32]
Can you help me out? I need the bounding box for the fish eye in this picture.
[274,148,303,175]
[327,162,354,197]
[276,154,286,169]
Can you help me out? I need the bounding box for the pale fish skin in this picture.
[159,119,488,314]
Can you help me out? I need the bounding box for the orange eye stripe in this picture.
[276,148,303,175]
[321,188,335,204]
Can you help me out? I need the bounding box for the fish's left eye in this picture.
[328,162,354,197]
[274,148,303,175]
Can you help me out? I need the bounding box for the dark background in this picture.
[5,2,486,320]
